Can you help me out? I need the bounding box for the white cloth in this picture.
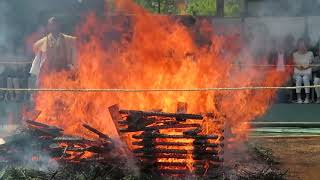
[29,52,46,76]
[276,53,285,72]
[294,72,311,93]
[293,51,313,75]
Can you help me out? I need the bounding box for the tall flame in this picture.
[31,0,287,141]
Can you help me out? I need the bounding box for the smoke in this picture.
[0,1,10,55]
[2,129,59,172]
[245,0,320,54]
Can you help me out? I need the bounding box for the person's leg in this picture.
[12,77,20,102]
[28,74,38,108]
[6,77,13,101]
[303,74,311,103]
[314,77,320,103]
[0,76,4,100]
[294,74,303,103]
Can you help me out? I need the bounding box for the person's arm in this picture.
[293,53,302,70]
[301,52,314,70]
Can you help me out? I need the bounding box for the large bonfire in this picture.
[30,0,287,144]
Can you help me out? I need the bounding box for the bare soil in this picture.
[252,136,320,180]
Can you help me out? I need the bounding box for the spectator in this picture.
[268,38,292,72]
[293,38,314,104]
[313,46,320,103]
[0,64,5,100]
[284,34,295,54]
[268,38,293,103]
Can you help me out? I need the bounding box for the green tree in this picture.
[134,0,177,14]
[186,0,216,16]
[224,0,240,17]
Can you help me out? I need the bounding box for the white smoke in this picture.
[0,1,10,55]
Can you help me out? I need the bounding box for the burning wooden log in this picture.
[26,120,63,137]
[53,136,94,143]
[133,141,220,148]
[26,120,63,131]
[183,127,202,136]
[143,162,187,167]
[133,148,219,155]
[133,148,188,154]
[108,104,122,136]
[119,110,203,120]
[137,154,188,159]
[27,125,63,137]
[118,118,155,126]
[132,133,218,140]
[82,124,112,141]
[120,123,201,132]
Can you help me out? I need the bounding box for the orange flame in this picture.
[30,0,287,143]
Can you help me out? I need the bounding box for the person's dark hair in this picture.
[296,37,307,49]
[48,17,60,25]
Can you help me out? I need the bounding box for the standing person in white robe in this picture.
[29,17,77,86]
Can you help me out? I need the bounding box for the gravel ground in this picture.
[251,136,320,180]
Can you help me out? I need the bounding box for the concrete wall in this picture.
[257,104,320,122]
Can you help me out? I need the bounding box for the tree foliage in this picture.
[186,0,217,16]
[132,0,240,17]
[134,0,177,14]
[224,0,241,17]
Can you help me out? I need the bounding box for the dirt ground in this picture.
[252,136,320,180]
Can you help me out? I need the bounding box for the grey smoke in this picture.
[0,1,10,54]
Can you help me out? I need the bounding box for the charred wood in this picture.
[83,124,111,140]
[26,120,63,132]
[119,110,203,120]
[133,148,219,155]
[28,125,62,137]
[183,127,202,136]
[137,154,187,159]
[146,162,187,167]
[121,123,201,132]
[133,141,220,148]
[132,133,218,140]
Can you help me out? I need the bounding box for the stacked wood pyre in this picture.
[108,103,224,178]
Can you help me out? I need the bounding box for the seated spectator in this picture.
[313,46,320,103]
[293,38,314,104]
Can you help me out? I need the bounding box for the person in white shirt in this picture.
[293,38,314,104]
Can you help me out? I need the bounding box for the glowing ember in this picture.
[29,0,287,146]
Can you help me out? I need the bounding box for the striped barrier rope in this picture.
[0,84,320,93]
